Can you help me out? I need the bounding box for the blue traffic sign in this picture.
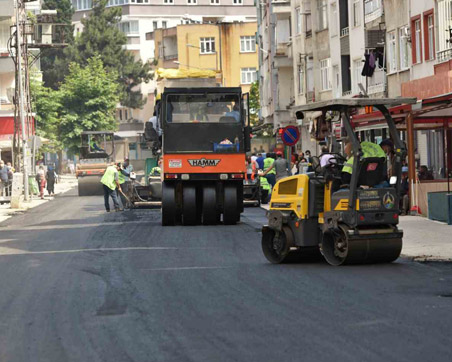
[281,126,300,146]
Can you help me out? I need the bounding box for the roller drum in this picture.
[322,225,403,266]
[78,176,104,196]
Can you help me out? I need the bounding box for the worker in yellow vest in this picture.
[100,163,122,212]
[118,158,133,209]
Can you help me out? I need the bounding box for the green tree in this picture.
[64,0,151,109]
[40,0,74,89]
[249,80,260,127]
[58,56,119,153]
[30,79,63,153]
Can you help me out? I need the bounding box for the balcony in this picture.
[340,27,349,38]
[436,49,452,64]
[367,67,386,95]
[365,0,383,23]
[272,0,291,15]
[163,53,178,61]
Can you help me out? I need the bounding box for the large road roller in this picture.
[261,98,417,266]
[76,131,115,196]
[160,87,251,226]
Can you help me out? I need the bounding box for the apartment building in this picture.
[72,0,257,124]
[148,22,258,93]
[0,0,42,162]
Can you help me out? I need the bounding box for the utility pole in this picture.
[15,0,29,201]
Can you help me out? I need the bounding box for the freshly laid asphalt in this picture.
[0,189,451,362]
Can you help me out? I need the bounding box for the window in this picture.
[306,57,314,93]
[153,21,158,30]
[425,12,435,61]
[330,2,338,37]
[163,0,173,4]
[295,7,302,35]
[162,21,167,29]
[241,68,257,84]
[200,37,216,54]
[298,65,304,94]
[233,0,243,4]
[73,0,93,10]
[388,31,397,72]
[119,21,139,34]
[210,0,220,4]
[240,36,256,52]
[399,26,409,70]
[320,58,332,91]
[317,0,328,31]
[187,0,197,4]
[411,18,422,64]
[353,0,361,27]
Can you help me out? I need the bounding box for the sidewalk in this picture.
[0,175,78,223]
[260,204,451,262]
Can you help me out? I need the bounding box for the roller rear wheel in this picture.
[162,182,177,226]
[261,226,293,264]
[182,184,198,226]
[202,185,220,225]
[223,184,239,225]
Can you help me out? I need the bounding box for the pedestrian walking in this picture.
[0,160,8,199]
[46,166,57,196]
[100,163,122,212]
[36,165,46,199]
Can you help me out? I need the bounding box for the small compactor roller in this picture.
[76,131,115,196]
[261,98,417,266]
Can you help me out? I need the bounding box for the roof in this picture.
[114,130,143,139]
[293,98,417,112]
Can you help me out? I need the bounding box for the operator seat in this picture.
[357,157,386,187]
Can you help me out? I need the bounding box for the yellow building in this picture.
[148,22,259,93]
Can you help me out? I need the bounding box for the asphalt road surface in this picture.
[0,189,451,362]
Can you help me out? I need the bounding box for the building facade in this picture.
[149,22,258,93]
[72,0,257,124]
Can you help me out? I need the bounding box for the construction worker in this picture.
[341,139,386,185]
[118,158,133,209]
[262,151,291,182]
[258,170,272,204]
[101,162,122,212]
[262,153,276,189]
[150,166,161,176]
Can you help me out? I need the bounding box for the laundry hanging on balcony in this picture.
[361,53,376,77]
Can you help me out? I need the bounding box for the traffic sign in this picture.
[281,126,300,146]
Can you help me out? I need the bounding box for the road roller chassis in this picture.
[261,97,417,266]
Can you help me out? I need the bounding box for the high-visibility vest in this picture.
[101,165,118,191]
[118,171,126,184]
[150,166,161,175]
[260,175,271,191]
[263,157,276,174]
[342,141,386,175]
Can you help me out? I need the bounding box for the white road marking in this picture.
[141,266,232,271]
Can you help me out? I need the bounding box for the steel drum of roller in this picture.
[321,225,403,266]
[78,176,104,196]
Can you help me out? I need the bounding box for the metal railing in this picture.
[367,67,386,94]
[163,53,178,60]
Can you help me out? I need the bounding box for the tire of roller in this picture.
[261,226,294,264]
[223,184,239,225]
[202,185,220,225]
[162,182,177,226]
[182,184,198,226]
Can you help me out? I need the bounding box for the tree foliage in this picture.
[31,57,119,154]
[40,0,74,89]
[249,81,260,127]
[58,56,119,153]
[64,0,151,109]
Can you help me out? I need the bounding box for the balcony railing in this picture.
[367,67,386,95]
[342,90,352,97]
[436,49,452,64]
[365,0,383,23]
[163,53,178,60]
[340,27,349,38]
